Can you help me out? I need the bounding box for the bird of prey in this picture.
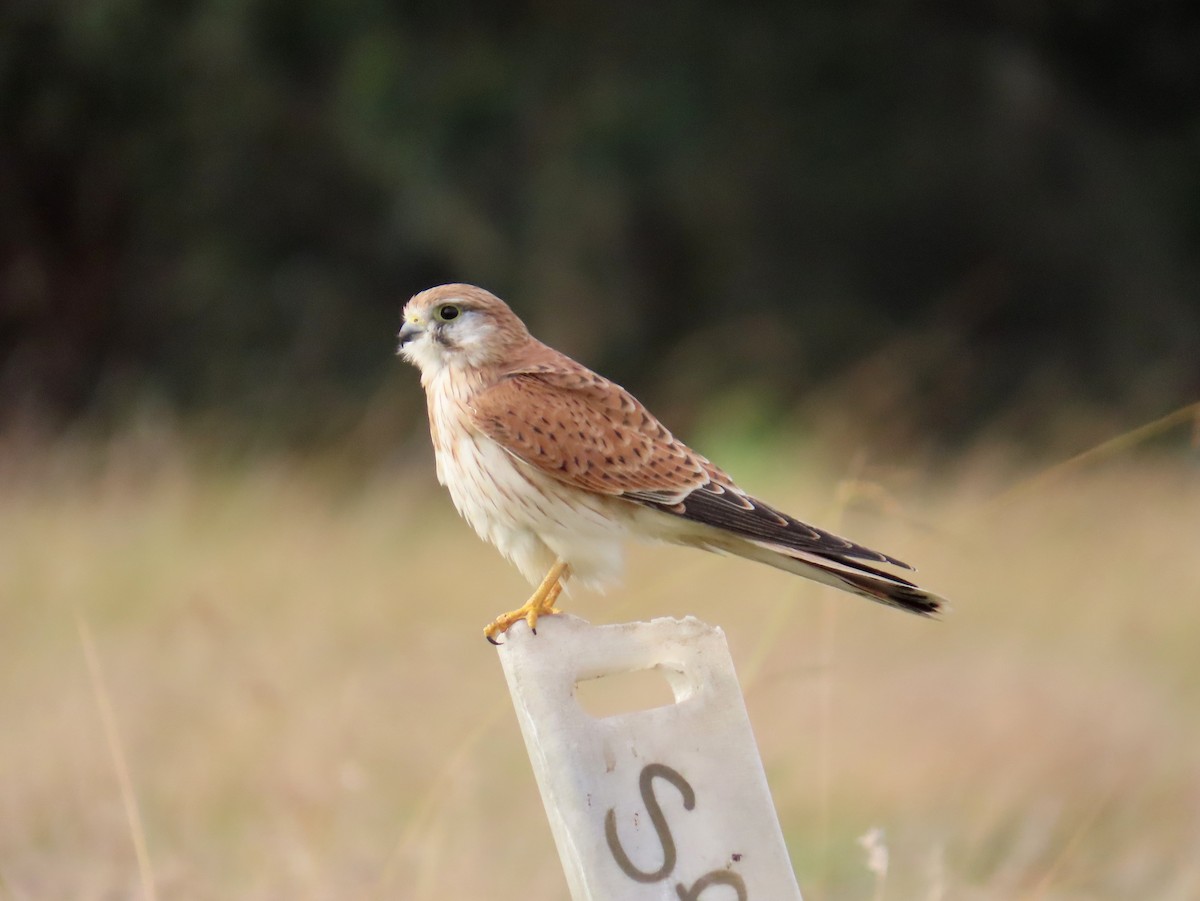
[397,284,945,643]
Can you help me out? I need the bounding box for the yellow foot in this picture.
[485,561,571,645]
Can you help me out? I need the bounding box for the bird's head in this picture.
[397,284,530,376]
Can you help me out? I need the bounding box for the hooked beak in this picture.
[397,320,423,349]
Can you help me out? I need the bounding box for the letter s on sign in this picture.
[604,763,695,883]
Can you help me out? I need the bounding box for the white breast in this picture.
[425,369,630,590]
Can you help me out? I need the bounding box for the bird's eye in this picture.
[437,304,460,321]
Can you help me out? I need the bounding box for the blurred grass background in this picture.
[3,1,1200,898]
[1,434,1198,899]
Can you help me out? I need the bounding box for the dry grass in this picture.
[0,432,1197,900]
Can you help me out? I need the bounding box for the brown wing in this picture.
[469,364,714,502]
[469,363,914,570]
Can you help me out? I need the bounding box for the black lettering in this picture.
[604,763,696,883]
[676,870,749,900]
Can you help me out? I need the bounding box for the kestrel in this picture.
[398,284,945,643]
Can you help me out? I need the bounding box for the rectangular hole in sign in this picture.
[574,667,677,718]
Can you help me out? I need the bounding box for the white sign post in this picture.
[496,614,803,901]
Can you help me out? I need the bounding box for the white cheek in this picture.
[399,314,496,375]
[400,334,447,376]
[450,317,497,365]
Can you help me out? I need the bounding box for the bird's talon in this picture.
[481,561,570,645]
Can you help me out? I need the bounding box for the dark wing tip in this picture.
[836,568,944,616]
[887,585,943,617]
[652,482,915,570]
[827,555,945,616]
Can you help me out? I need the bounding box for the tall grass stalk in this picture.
[76,613,158,901]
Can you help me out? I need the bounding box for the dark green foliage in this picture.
[2,0,1198,448]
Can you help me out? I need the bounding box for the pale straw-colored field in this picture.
[1,427,1196,900]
